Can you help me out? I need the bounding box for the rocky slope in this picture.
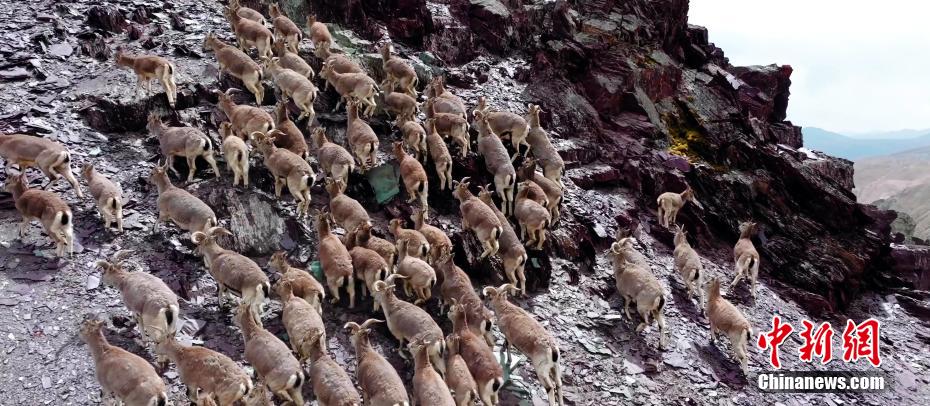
[1,0,929,405]
[855,146,930,244]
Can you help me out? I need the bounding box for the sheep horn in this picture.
[359,319,384,330]
[481,286,497,298]
[191,232,207,245]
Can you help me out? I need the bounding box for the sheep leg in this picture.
[657,207,665,227]
[656,312,668,348]
[286,387,304,406]
[518,266,527,295]
[186,156,197,181]
[168,155,181,178]
[750,262,759,298]
[622,296,632,320]
[730,264,744,289]
[56,164,83,197]
[19,216,31,239]
[328,278,342,304]
[203,152,220,178]
[478,239,494,259]
[536,228,546,250]
[346,276,356,308]
[274,177,284,198]
[153,211,168,233]
[397,338,409,360]
[708,322,717,343]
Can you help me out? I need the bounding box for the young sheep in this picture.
[732,221,761,298]
[389,217,430,261]
[252,131,315,216]
[268,251,325,314]
[97,251,179,344]
[80,319,168,406]
[437,256,495,347]
[518,178,549,208]
[278,280,326,363]
[306,338,362,405]
[380,43,418,97]
[148,163,217,234]
[483,284,564,405]
[411,207,452,265]
[345,319,411,406]
[398,116,428,162]
[425,94,466,120]
[229,0,265,25]
[81,163,123,232]
[316,211,356,308]
[519,159,563,226]
[448,301,504,406]
[4,173,74,257]
[272,40,314,79]
[411,338,456,406]
[236,305,305,405]
[514,181,551,250]
[608,237,668,348]
[311,127,354,189]
[393,142,429,209]
[477,185,528,294]
[656,186,696,228]
[271,102,310,159]
[268,3,301,53]
[154,337,253,406]
[0,133,83,197]
[266,57,318,121]
[350,245,390,311]
[379,89,419,125]
[327,178,371,235]
[525,104,564,187]
[351,221,398,274]
[217,89,274,138]
[225,6,275,59]
[423,119,453,191]
[453,179,502,259]
[427,77,467,117]
[114,49,177,107]
[203,33,264,104]
[673,225,705,307]
[395,239,437,305]
[474,96,530,155]
[371,275,446,374]
[474,111,517,215]
[218,122,250,187]
[429,106,470,158]
[346,100,380,171]
[305,14,332,58]
[706,278,753,375]
[445,335,479,406]
[320,62,378,116]
[191,227,271,322]
[147,115,220,182]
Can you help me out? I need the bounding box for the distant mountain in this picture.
[802,127,930,160]
[855,146,930,242]
[848,128,930,139]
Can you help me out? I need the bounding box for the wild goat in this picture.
[268,251,325,314]
[474,111,516,215]
[147,115,219,181]
[525,104,564,187]
[449,301,503,406]
[706,278,753,375]
[477,185,528,294]
[350,244,390,311]
[426,77,467,118]
[252,131,315,216]
[316,211,356,308]
[149,163,217,234]
[272,40,313,78]
[423,119,453,190]
[411,338,456,406]
[97,251,179,343]
[320,62,378,116]
[518,179,548,208]
[609,237,668,348]
[271,102,310,159]
[436,254,495,347]
[515,181,551,250]
[218,122,250,187]
[483,284,564,405]
[350,221,398,274]
[395,239,437,305]
[217,89,274,139]
[4,173,73,257]
[379,89,418,125]
[114,49,177,107]
[732,221,761,298]
[372,275,446,374]
[236,304,305,405]
[346,100,380,171]
[345,319,410,406]
[310,129,353,193]
[225,5,274,59]
[266,57,318,121]
[155,337,253,406]
[474,96,530,155]
[428,106,470,158]
[673,225,705,307]
[411,207,452,265]
[278,280,326,363]
[317,46,364,85]
[398,116,428,162]
[394,142,429,209]
[0,133,83,197]
[229,0,265,25]
[80,319,168,406]
[326,178,371,235]
[306,15,332,58]
[519,159,563,225]
[380,43,418,97]
[445,337,479,406]
[389,217,430,260]
[306,337,362,405]
[191,227,270,323]
[425,94,466,120]
[81,163,123,232]
[268,3,301,53]
[452,179,502,258]
[203,33,264,104]
[656,186,696,228]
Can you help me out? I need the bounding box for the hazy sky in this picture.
[688,0,930,134]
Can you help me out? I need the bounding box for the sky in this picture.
[687,0,930,134]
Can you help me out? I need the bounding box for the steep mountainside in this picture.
[803,127,930,160]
